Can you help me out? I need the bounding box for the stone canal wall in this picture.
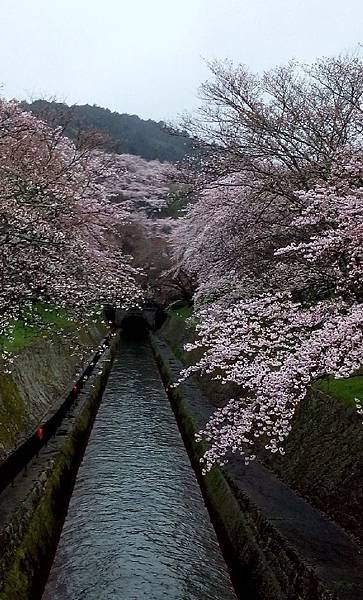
[0,334,118,600]
[262,389,363,544]
[150,332,363,600]
[160,314,363,545]
[0,322,107,463]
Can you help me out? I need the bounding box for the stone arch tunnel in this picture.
[112,301,166,332]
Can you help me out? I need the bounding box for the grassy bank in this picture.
[0,305,77,355]
[316,376,363,407]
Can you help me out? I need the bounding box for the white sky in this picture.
[0,0,362,121]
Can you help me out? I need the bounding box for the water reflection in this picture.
[43,340,237,600]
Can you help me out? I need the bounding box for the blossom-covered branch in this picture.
[172,53,363,470]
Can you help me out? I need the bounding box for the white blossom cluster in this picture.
[173,86,363,470]
[0,99,178,366]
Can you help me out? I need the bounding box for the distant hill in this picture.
[22,100,194,163]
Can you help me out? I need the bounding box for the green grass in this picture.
[169,305,194,321]
[315,376,363,406]
[162,184,192,218]
[1,321,40,353]
[0,304,75,354]
[34,304,72,327]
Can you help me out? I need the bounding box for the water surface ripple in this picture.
[43,340,237,600]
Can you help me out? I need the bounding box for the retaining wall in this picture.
[0,322,107,462]
[151,333,363,600]
[0,334,118,600]
[160,314,363,544]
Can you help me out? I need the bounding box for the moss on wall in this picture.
[0,322,107,462]
[160,314,363,544]
[0,376,27,454]
[0,338,117,600]
[151,336,335,600]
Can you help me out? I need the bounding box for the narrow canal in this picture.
[43,338,237,600]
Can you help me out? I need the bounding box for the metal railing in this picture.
[0,333,112,494]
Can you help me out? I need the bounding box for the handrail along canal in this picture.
[0,331,113,494]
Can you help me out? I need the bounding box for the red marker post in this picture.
[35,426,45,457]
[36,427,44,442]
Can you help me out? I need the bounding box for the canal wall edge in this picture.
[150,333,339,600]
[0,322,108,463]
[0,334,119,600]
[159,312,363,544]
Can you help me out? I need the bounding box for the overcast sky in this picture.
[0,0,362,121]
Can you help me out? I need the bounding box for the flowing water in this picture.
[43,339,237,600]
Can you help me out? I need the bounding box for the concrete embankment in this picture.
[262,389,363,545]
[150,332,363,600]
[0,333,118,600]
[0,322,107,463]
[160,313,363,545]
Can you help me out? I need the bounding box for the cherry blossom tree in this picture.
[175,52,363,304]
[184,53,363,188]
[0,97,182,369]
[0,100,145,362]
[175,151,363,471]
[86,150,179,215]
[172,53,363,470]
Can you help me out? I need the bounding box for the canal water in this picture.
[43,339,237,600]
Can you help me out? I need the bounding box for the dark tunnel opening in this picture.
[105,304,167,334]
[121,315,149,339]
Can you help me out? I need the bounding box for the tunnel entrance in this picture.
[112,302,167,331]
[121,315,148,339]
